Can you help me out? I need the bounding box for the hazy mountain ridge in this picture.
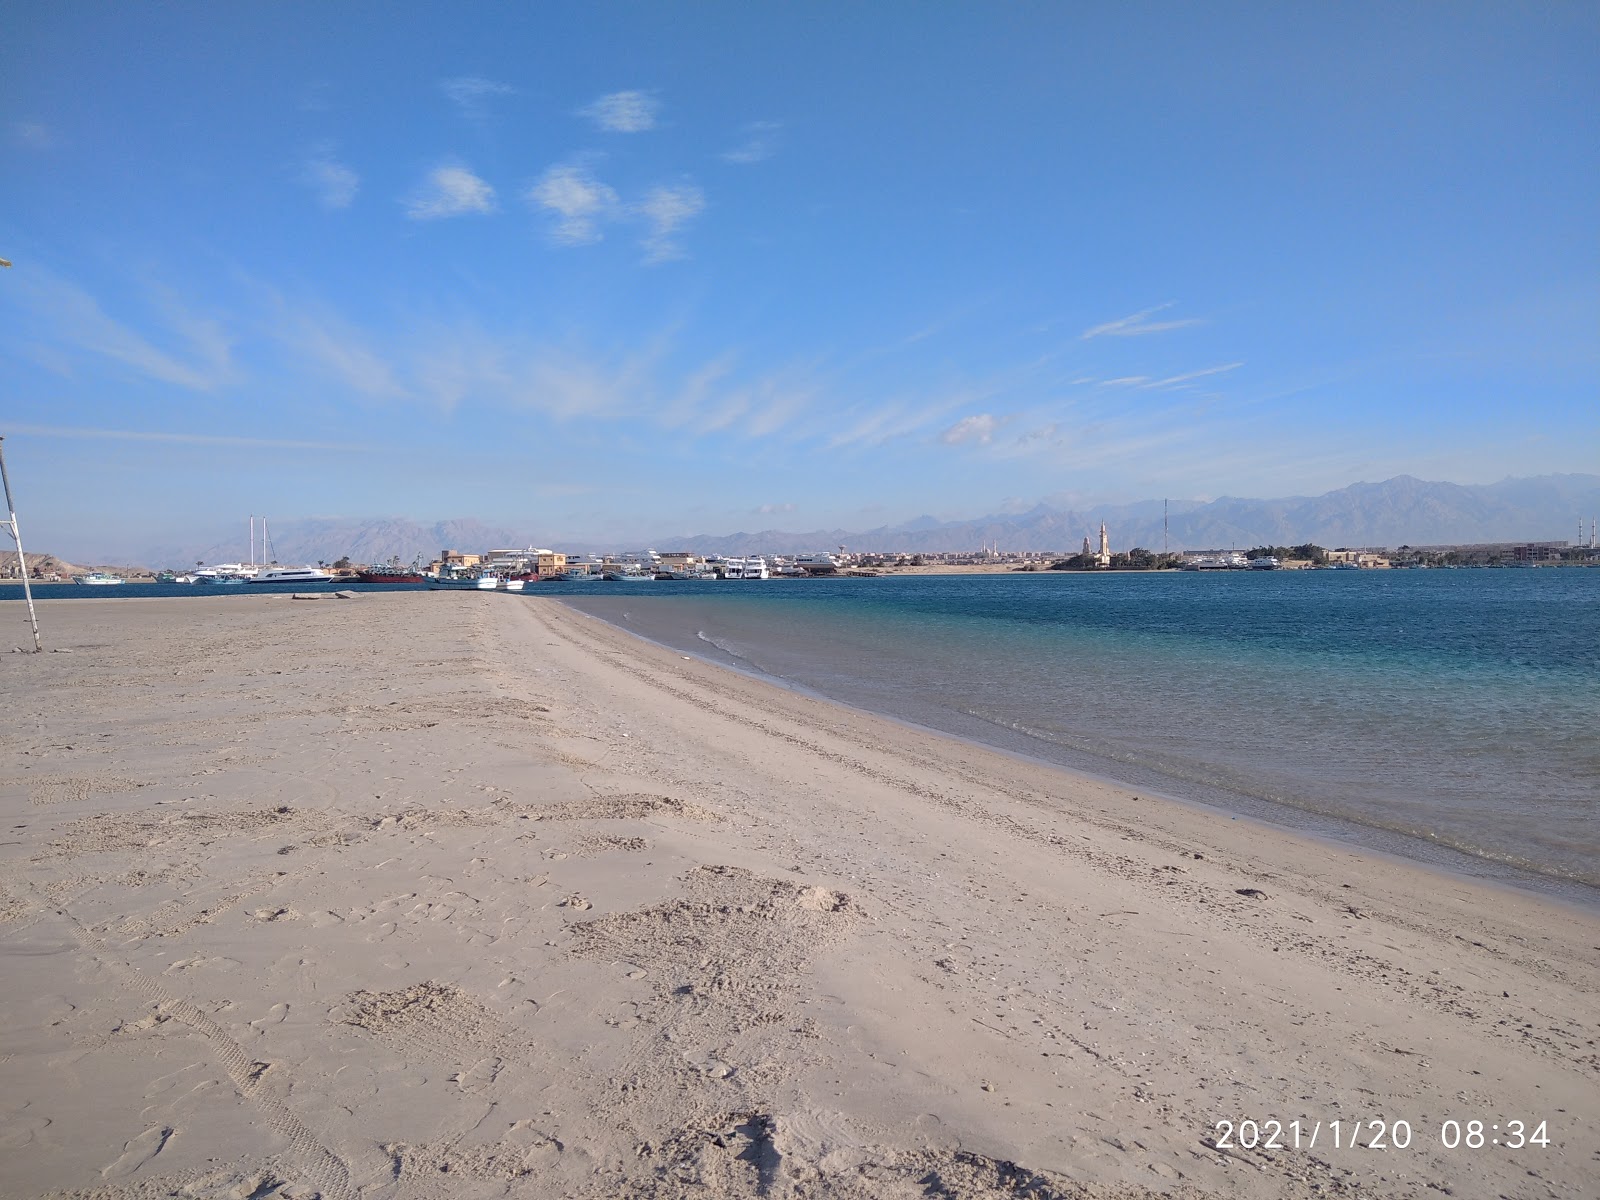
[672,474,1600,557]
[71,473,1600,568]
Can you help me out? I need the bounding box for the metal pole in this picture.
[0,436,43,652]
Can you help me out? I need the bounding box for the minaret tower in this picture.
[1096,522,1111,568]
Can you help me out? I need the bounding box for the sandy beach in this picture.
[1,592,1595,1200]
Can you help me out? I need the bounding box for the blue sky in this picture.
[4,3,1596,555]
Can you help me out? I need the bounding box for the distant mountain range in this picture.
[665,474,1600,558]
[89,473,1600,568]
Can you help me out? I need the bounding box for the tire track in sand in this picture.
[19,883,361,1200]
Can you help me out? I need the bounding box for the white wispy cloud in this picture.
[939,413,1007,446]
[1098,376,1150,387]
[827,395,970,449]
[637,183,706,263]
[721,121,781,164]
[521,349,655,419]
[528,164,621,245]
[10,274,235,391]
[743,379,817,438]
[405,164,496,219]
[1081,302,1203,339]
[301,146,359,209]
[441,76,515,118]
[1139,362,1244,389]
[754,502,796,514]
[582,90,659,133]
[262,291,405,399]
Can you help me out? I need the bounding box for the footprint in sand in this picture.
[450,1056,503,1093]
[101,1125,172,1179]
[0,1108,50,1150]
[249,1002,290,1032]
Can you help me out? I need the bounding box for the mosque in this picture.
[1079,523,1112,569]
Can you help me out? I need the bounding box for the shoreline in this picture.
[556,592,1600,913]
[2,592,1596,1199]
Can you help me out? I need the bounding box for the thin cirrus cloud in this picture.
[581,90,659,133]
[1141,362,1243,389]
[441,76,516,118]
[939,413,1008,446]
[721,121,781,164]
[301,148,358,210]
[405,164,497,219]
[528,164,621,245]
[755,502,796,515]
[637,183,706,263]
[7,272,235,392]
[1081,302,1203,339]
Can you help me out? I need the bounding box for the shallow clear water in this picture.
[559,570,1600,899]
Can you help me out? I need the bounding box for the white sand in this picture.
[1,592,1595,1199]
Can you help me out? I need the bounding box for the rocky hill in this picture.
[0,551,153,580]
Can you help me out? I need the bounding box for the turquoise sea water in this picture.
[560,570,1600,900]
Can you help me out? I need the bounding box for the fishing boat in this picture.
[356,566,426,583]
[72,571,125,585]
[426,572,499,590]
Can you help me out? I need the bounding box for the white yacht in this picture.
[248,566,336,584]
[193,563,259,583]
[723,556,770,580]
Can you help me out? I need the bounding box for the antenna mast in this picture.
[0,436,43,652]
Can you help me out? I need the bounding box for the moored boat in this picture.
[72,572,125,585]
[426,572,499,590]
[193,563,258,583]
[356,569,426,583]
[248,566,336,584]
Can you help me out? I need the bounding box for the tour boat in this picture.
[248,567,336,584]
